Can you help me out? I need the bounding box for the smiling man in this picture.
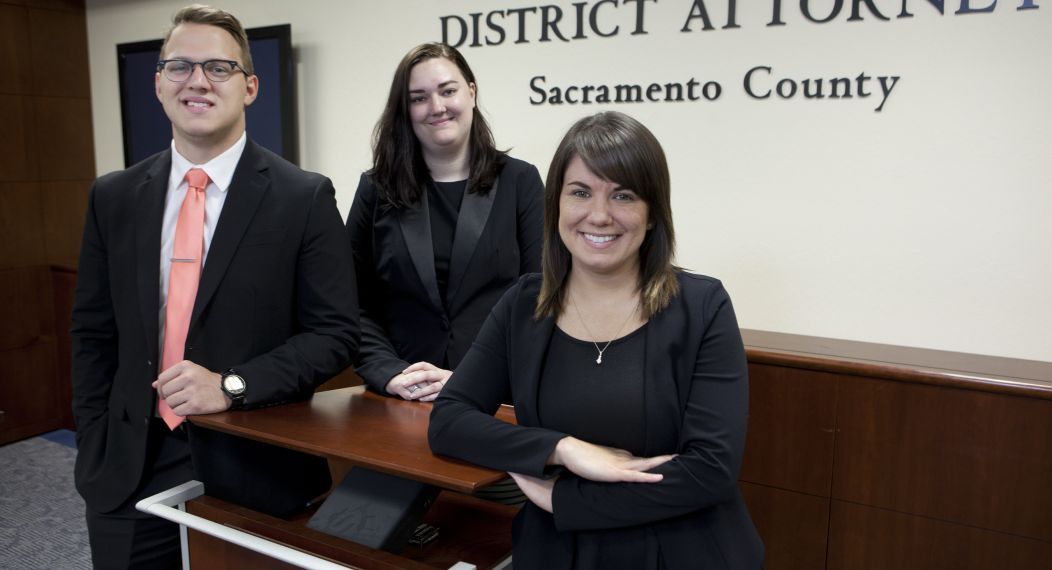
[70,5,359,568]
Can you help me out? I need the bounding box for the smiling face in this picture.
[558,155,651,280]
[155,22,258,162]
[408,57,476,159]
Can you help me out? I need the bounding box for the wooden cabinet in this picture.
[0,266,62,444]
[739,330,1052,569]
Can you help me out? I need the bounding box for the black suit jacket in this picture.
[71,140,360,515]
[345,157,543,392]
[429,273,764,569]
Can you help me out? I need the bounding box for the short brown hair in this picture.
[161,4,254,75]
[536,112,679,320]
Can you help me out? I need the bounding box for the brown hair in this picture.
[370,43,505,209]
[535,111,679,320]
[161,4,254,75]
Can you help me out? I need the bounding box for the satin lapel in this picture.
[189,141,268,330]
[135,152,172,362]
[446,176,498,307]
[397,189,443,311]
[512,312,555,427]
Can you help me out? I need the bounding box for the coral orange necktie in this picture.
[158,168,208,430]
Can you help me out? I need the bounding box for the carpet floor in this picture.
[0,430,91,569]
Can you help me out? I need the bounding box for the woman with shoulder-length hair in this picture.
[346,43,543,402]
[429,111,763,569]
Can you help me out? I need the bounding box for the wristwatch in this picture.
[220,369,247,410]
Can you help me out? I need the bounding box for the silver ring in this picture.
[408,385,420,393]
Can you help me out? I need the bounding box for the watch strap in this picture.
[222,368,247,410]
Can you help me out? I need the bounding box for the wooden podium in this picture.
[180,386,518,569]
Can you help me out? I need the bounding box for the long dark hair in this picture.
[535,112,679,320]
[370,43,505,209]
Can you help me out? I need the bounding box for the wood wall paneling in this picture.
[0,0,90,443]
[0,266,60,443]
[0,3,32,94]
[52,267,76,430]
[27,6,90,98]
[0,182,46,267]
[0,95,36,181]
[41,180,89,268]
[0,0,83,11]
[30,96,95,181]
[826,500,1052,570]
[740,482,830,570]
[740,363,839,496]
[0,340,61,444]
[833,377,1052,542]
[0,266,54,349]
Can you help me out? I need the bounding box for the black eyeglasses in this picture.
[157,59,249,83]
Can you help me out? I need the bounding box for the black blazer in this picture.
[429,273,764,569]
[71,140,360,516]
[345,156,543,392]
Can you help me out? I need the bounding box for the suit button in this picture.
[147,360,153,366]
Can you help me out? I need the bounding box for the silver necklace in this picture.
[568,293,640,365]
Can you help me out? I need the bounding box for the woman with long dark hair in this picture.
[346,43,543,402]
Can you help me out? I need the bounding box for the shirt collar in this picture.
[168,132,248,192]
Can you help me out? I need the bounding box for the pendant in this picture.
[596,354,602,364]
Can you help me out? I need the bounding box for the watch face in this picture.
[223,374,246,395]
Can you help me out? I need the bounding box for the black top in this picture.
[539,325,647,454]
[538,324,656,569]
[427,179,467,310]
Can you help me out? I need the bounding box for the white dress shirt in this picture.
[157,133,247,360]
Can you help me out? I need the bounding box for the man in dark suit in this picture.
[70,6,358,568]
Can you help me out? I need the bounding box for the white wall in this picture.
[85,0,1052,361]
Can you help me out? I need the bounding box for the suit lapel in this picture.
[446,176,498,306]
[135,152,172,361]
[189,141,268,330]
[512,308,555,427]
[398,189,443,311]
